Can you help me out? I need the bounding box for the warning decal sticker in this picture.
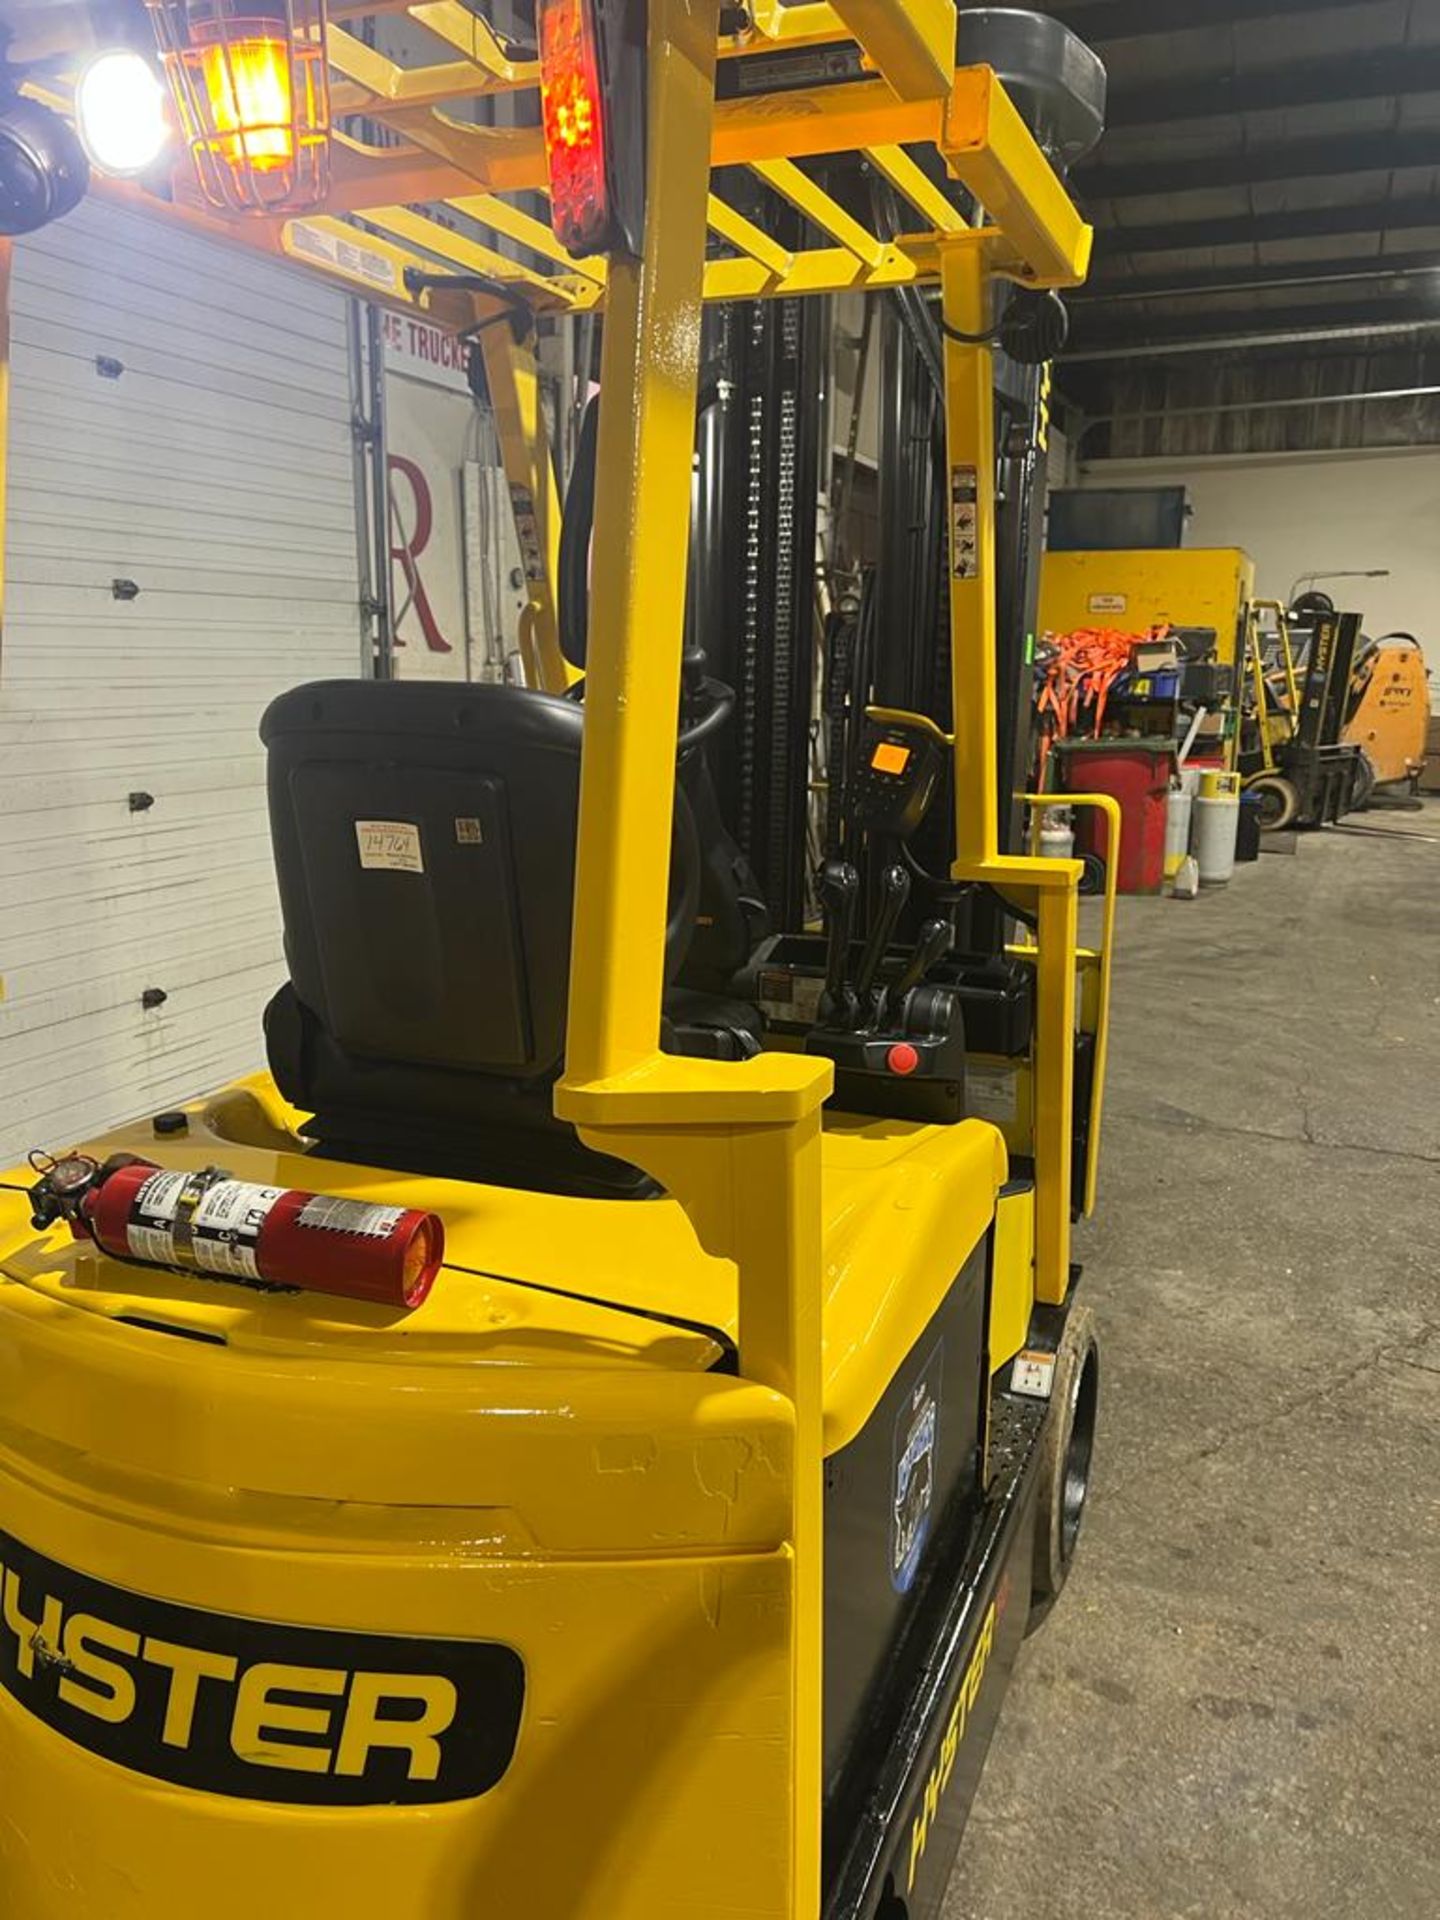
[297,1196,407,1240]
[950,466,979,580]
[286,221,399,292]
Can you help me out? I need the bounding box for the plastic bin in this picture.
[1055,740,1173,895]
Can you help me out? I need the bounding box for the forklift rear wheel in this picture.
[1027,1304,1099,1634]
[1078,852,1107,897]
[1349,751,1377,814]
[1250,775,1300,832]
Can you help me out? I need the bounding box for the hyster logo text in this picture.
[907,1599,998,1891]
[0,1530,524,1806]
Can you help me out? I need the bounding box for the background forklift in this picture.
[0,4,1112,1916]
[1239,596,1367,830]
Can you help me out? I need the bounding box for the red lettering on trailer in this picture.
[387,453,456,654]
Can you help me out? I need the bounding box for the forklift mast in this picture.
[693,283,826,934]
[689,252,1059,959]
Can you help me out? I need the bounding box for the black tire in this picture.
[1027,1303,1100,1634]
[1250,774,1300,832]
[1349,751,1377,814]
[1078,852,1107,897]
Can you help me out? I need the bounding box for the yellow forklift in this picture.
[1239,596,1366,830]
[0,4,1114,1915]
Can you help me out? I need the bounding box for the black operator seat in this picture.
[261,679,758,1199]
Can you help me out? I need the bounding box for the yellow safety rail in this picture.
[1023,792,1121,1221]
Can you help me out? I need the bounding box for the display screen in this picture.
[872,741,912,776]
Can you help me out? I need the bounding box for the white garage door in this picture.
[0,197,362,1168]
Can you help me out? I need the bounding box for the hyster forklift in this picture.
[0,4,1114,1916]
[1239,597,1367,830]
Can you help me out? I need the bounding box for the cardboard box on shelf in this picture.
[1131,638,1181,674]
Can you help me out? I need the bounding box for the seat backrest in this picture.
[261,680,737,1193]
[264,679,584,1088]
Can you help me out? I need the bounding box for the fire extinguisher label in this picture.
[191,1180,285,1280]
[297,1195,408,1240]
[126,1170,188,1269]
[125,1172,283,1282]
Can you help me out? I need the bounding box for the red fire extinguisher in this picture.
[29,1154,443,1311]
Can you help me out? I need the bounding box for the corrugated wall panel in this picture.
[0,197,361,1167]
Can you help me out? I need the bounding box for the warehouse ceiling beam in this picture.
[1073,251,1440,304]
[1044,0,1380,40]
[1081,385,1440,434]
[1078,129,1440,202]
[1098,195,1440,258]
[1106,44,1440,127]
[1066,300,1440,359]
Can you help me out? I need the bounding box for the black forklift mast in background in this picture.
[682,243,1054,958]
[691,281,825,936]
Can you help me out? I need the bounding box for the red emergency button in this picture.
[887,1042,920,1076]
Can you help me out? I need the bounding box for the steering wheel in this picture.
[562,669,736,754]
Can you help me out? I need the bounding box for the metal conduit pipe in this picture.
[1065,319,1440,362]
[1077,384,1440,444]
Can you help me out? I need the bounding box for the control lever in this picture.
[818,859,861,1028]
[853,864,911,1023]
[885,917,952,1025]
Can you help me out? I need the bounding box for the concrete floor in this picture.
[947,801,1440,1920]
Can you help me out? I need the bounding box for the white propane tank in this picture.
[1165,783,1194,878]
[1039,807,1075,860]
[1193,770,1242,886]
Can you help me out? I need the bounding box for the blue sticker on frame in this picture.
[891,1341,944,1593]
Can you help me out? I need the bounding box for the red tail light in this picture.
[538,0,609,252]
[537,0,645,258]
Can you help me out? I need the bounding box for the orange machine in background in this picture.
[1344,635,1431,804]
